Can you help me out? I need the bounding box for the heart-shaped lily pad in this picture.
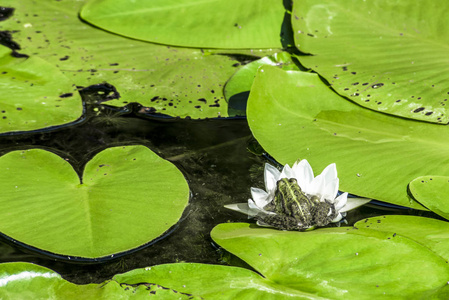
[0,46,83,134]
[0,146,189,259]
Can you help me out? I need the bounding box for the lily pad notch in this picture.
[0,145,190,261]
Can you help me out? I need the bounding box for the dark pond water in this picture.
[0,101,438,284]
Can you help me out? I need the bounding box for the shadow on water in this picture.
[280,0,295,50]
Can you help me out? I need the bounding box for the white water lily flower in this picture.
[225,160,370,229]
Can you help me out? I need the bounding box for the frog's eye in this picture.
[288,178,298,184]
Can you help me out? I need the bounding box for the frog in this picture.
[257,178,337,231]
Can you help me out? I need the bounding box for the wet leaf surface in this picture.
[0,0,246,118]
[81,0,286,49]
[292,0,449,123]
[211,222,449,299]
[0,46,82,134]
[247,66,449,209]
[224,52,300,116]
[409,176,449,221]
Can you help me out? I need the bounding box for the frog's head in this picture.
[276,177,298,190]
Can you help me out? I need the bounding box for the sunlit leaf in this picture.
[211,222,449,299]
[0,262,180,299]
[292,0,449,123]
[246,66,449,209]
[1,0,247,118]
[80,0,287,49]
[0,146,189,259]
[114,263,318,299]
[224,52,300,116]
[0,46,82,134]
[355,215,449,262]
[409,176,449,220]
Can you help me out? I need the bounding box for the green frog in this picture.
[258,178,337,230]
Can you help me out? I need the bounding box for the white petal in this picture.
[248,199,275,216]
[256,220,276,228]
[331,211,347,223]
[264,163,280,193]
[322,178,339,201]
[292,159,314,191]
[250,187,271,208]
[309,173,326,199]
[320,164,338,197]
[331,213,343,223]
[334,192,348,211]
[339,197,371,213]
[224,203,259,217]
[280,164,294,179]
[320,163,338,184]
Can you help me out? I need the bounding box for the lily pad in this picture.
[0,262,184,299]
[1,0,245,118]
[224,52,300,116]
[0,146,189,259]
[113,263,315,299]
[0,262,118,299]
[355,215,449,262]
[211,222,449,299]
[246,66,449,209]
[0,262,323,299]
[409,176,449,220]
[292,0,449,124]
[5,219,449,299]
[0,46,82,134]
[80,0,286,49]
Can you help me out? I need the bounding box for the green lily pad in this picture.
[0,262,323,299]
[0,146,189,259]
[0,262,118,299]
[113,263,318,299]
[292,0,449,124]
[409,176,449,220]
[224,52,300,116]
[0,262,186,299]
[0,46,82,134]
[1,0,246,118]
[5,219,449,299]
[211,222,449,299]
[80,0,286,49]
[355,215,449,262]
[247,66,449,209]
